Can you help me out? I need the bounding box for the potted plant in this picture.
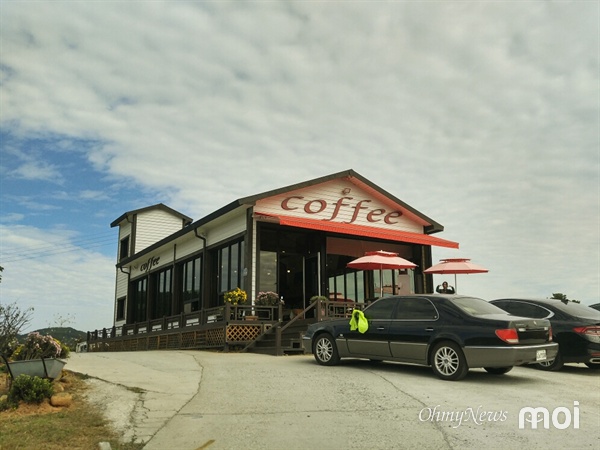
[255,291,281,306]
[4,332,67,380]
[223,287,247,305]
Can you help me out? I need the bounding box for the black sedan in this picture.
[490,298,600,371]
[302,295,558,381]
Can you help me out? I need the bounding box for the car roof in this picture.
[492,297,600,317]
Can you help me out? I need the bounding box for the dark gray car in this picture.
[303,295,558,381]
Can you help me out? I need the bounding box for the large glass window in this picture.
[327,254,369,302]
[220,247,230,293]
[217,240,245,300]
[259,251,278,293]
[116,297,125,321]
[153,268,172,318]
[133,278,147,322]
[182,256,202,313]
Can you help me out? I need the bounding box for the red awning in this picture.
[255,213,459,249]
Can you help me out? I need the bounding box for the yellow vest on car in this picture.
[349,309,369,334]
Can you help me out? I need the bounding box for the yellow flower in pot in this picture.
[224,287,247,305]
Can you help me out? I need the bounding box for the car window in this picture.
[394,298,438,320]
[364,298,396,320]
[503,302,551,319]
[544,301,600,320]
[451,297,508,316]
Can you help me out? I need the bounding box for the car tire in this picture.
[484,366,513,375]
[313,333,340,366]
[535,351,564,371]
[585,362,600,370]
[430,341,469,381]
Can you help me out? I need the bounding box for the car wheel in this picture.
[585,362,600,370]
[431,341,469,381]
[313,333,340,366]
[484,366,513,375]
[535,351,564,371]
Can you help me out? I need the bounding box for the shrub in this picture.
[8,374,54,405]
[0,397,10,411]
[13,332,62,361]
[58,341,71,358]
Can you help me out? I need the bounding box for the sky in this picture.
[0,1,598,333]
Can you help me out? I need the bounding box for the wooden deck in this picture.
[86,300,365,356]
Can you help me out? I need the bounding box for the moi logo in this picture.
[519,401,580,430]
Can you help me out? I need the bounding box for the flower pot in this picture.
[6,358,67,380]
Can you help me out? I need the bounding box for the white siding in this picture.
[134,209,186,253]
[170,211,247,262]
[119,222,132,240]
[114,268,129,327]
[204,212,246,245]
[115,269,128,299]
[173,234,203,261]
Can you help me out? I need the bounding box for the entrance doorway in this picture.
[257,225,323,312]
[279,253,304,309]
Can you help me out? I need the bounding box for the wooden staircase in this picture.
[247,318,314,355]
[241,299,361,356]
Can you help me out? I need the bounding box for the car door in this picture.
[346,298,395,357]
[388,297,439,364]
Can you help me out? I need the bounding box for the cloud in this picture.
[12,161,62,182]
[0,213,25,223]
[0,224,116,332]
[0,1,597,333]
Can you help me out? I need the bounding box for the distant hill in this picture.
[18,327,87,349]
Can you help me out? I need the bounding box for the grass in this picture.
[0,370,145,450]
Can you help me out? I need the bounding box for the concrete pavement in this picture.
[67,351,203,444]
[66,350,600,450]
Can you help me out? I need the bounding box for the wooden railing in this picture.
[86,299,370,354]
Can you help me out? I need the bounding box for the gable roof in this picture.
[110,203,193,228]
[115,169,451,266]
[238,169,445,234]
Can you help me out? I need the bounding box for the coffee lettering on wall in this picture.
[140,256,160,273]
[281,196,403,224]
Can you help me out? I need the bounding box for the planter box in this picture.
[6,358,67,380]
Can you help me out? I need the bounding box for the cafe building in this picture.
[100,169,458,352]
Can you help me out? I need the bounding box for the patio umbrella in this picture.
[424,258,488,293]
[347,250,417,297]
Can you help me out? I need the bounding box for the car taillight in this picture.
[496,328,519,344]
[549,326,553,341]
[573,326,600,343]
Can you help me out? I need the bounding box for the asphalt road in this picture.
[67,351,600,450]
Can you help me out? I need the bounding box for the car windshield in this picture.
[451,297,508,316]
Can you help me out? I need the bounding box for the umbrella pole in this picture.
[454,273,457,293]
